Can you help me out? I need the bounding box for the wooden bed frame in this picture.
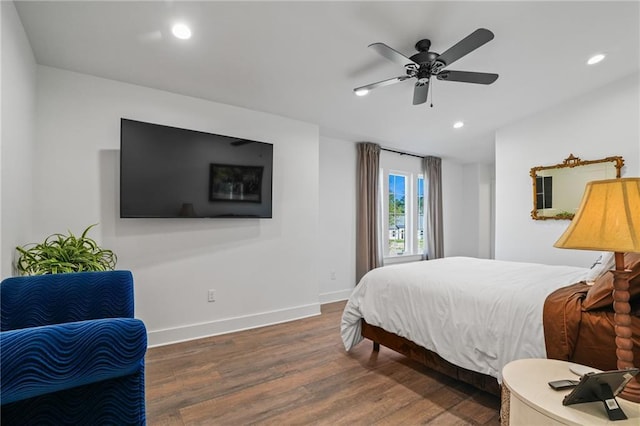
[361,320,501,396]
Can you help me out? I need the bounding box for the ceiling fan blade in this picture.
[413,83,429,105]
[354,75,411,93]
[369,42,418,67]
[432,28,494,71]
[436,70,498,84]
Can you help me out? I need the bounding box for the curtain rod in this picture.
[380,147,424,159]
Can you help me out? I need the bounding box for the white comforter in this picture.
[341,257,590,381]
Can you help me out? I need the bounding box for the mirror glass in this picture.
[530,154,624,220]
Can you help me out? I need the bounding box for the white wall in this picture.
[495,73,640,266]
[441,160,493,258]
[0,1,37,278]
[318,137,356,302]
[455,163,494,258]
[33,66,320,346]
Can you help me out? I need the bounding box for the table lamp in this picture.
[554,177,640,403]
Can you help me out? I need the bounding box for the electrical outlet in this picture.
[208,289,216,302]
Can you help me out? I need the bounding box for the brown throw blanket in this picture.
[543,282,640,371]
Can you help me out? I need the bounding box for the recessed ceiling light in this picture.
[453,121,464,129]
[172,23,192,40]
[354,88,369,96]
[587,53,605,65]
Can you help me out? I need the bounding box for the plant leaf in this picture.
[15,224,117,275]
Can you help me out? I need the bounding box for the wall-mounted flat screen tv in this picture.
[120,118,273,218]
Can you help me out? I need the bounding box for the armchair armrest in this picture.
[1,318,147,405]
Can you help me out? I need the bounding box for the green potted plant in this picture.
[15,224,117,275]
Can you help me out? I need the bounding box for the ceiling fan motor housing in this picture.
[409,51,439,67]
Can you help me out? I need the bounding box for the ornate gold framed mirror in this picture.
[530,154,624,220]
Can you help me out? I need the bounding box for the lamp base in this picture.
[612,252,640,403]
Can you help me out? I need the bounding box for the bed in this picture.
[341,255,640,396]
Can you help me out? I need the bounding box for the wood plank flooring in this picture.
[145,301,500,425]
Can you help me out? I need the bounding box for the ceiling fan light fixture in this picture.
[354,88,369,96]
[172,23,192,40]
[587,53,605,65]
[453,121,464,129]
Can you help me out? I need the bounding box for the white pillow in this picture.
[585,252,615,283]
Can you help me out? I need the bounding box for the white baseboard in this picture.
[319,288,353,304]
[147,302,321,348]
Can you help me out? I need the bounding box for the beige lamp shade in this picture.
[554,177,640,253]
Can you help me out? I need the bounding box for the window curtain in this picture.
[422,155,444,259]
[356,142,382,283]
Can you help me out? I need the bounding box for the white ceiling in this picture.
[14,1,640,163]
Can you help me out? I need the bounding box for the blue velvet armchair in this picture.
[1,270,147,425]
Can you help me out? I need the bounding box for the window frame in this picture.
[417,175,425,254]
[381,168,424,260]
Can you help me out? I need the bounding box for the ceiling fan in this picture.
[353,28,499,105]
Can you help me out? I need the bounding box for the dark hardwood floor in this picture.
[145,301,500,425]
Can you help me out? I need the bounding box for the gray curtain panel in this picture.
[423,156,444,259]
[356,142,382,283]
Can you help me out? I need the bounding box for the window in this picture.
[388,173,406,255]
[382,170,424,257]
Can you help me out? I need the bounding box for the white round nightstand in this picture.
[502,358,640,425]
